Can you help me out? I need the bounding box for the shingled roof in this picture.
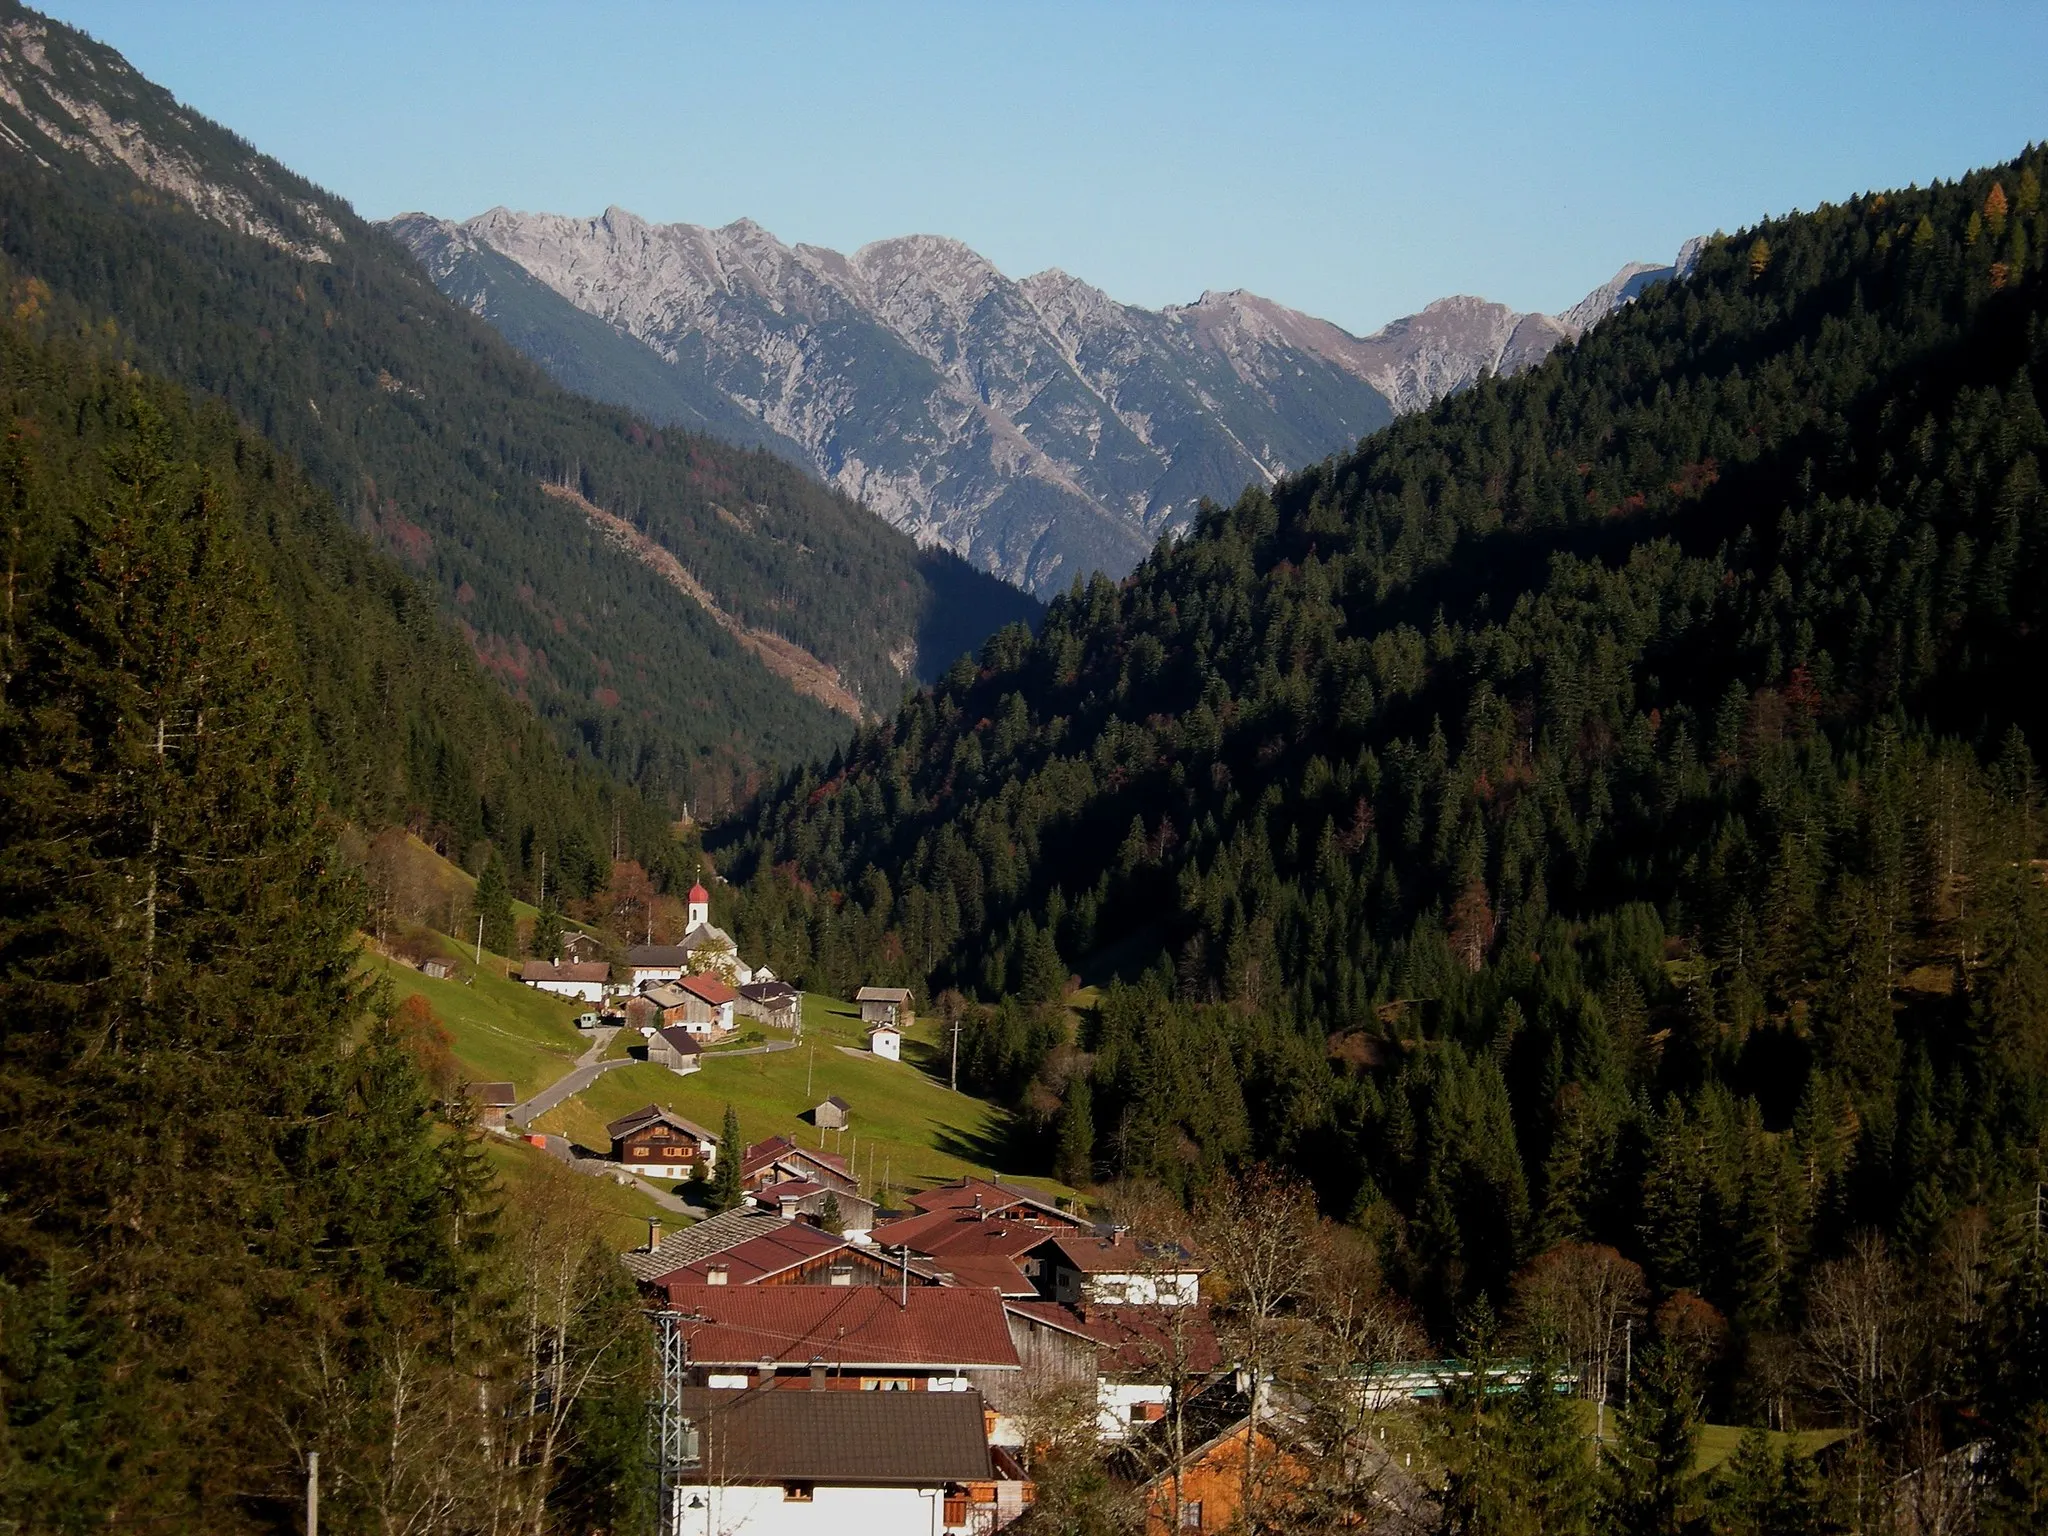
[664,1221,848,1285]
[619,1207,784,1284]
[681,1387,993,1485]
[660,1282,1020,1370]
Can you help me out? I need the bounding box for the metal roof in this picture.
[659,1282,1021,1369]
[680,1387,993,1485]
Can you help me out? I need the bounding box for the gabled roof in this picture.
[906,1177,1074,1222]
[625,944,690,968]
[679,921,735,952]
[464,1081,518,1108]
[923,1254,1039,1296]
[870,1208,1074,1264]
[604,1103,718,1143]
[640,982,691,1009]
[1044,1229,1201,1274]
[680,1387,993,1486]
[738,979,799,1003]
[664,1221,848,1285]
[519,960,610,983]
[660,1282,1021,1369]
[620,1207,783,1282]
[741,1137,854,1184]
[855,986,914,1004]
[819,1095,851,1111]
[867,1020,902,1036]
[676,972,736,1006]
[652,1026,701,1056]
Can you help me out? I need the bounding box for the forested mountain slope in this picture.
[0,4,1036,815]
[0,303,649,1530]
[719,150,2048,1440]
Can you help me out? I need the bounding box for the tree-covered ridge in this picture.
[0,318,649,1530]
[0,288,684,898]
[718,151,2048,1438]
[0,2,1038,815]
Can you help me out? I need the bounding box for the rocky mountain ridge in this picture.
[394,211,1695,597]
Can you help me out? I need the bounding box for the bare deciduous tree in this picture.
[1803,1230,1923,1429]
[1509,1241,1646,1439]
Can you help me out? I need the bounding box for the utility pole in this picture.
[538,850,546,910]
[806,1045,814,1098]
[474,914,483,964]
[950,1015,961,1093]
[1623,1318,1634,1410]
[306,1452,318,1536]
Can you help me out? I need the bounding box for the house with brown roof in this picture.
[868,1179,1086,1295]
[672,1387,1031,1535]
[1001,1298,1224,1442]
[462,1081,519,1129]
[622,1207,785,1284]
[656,1221,912,1289]
[658,1282,1021,1395]
[742,1180,879,1237]
[742,1136,858,1195]
[606,1104,719,1176]
[672,972,737,1033]
[517,959,609,1003]
[811,1094,851,1130]
[1029,1229,1204,1308]
[855,985,915,1028]
[647,1025,701,1075]
[557,929,605,966]
[737,977,802,1029]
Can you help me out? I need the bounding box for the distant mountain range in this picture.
[0,5,1042,817]
[392,208,1700,595]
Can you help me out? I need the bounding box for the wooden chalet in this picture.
[606,1104,719,1176]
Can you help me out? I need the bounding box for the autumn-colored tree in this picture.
[1986,181,2010,235]
[391,994,457,1098]
[1748,237,1773,278]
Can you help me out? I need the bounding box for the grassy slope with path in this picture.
[536,991,1073,1204]
[361,939,588,1100]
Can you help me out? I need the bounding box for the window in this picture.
[1179,1500,1203,1530]
[664,1147,685,1159]
[942,1495,967,1526]
[782,1483,813,1503]
[630,1145,650,1160]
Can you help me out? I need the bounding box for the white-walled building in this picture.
[517,959,609,1003]
[669,1387,1028,1536]
[868,1023,902,1061]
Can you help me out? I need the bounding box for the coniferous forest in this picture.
[0,310,654,1526]
[719,150,2048,1522]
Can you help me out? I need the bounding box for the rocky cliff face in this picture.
[393,207,1693,594]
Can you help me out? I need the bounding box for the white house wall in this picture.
[531,979,606,1003]
[1096,1380,1171,1441]
[668,1483,959,1536]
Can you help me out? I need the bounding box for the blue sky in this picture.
[34,1,2048,333]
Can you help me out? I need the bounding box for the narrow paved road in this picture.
[511,1026,628,1126]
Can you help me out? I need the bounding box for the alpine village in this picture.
[4,4,2048,1534]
